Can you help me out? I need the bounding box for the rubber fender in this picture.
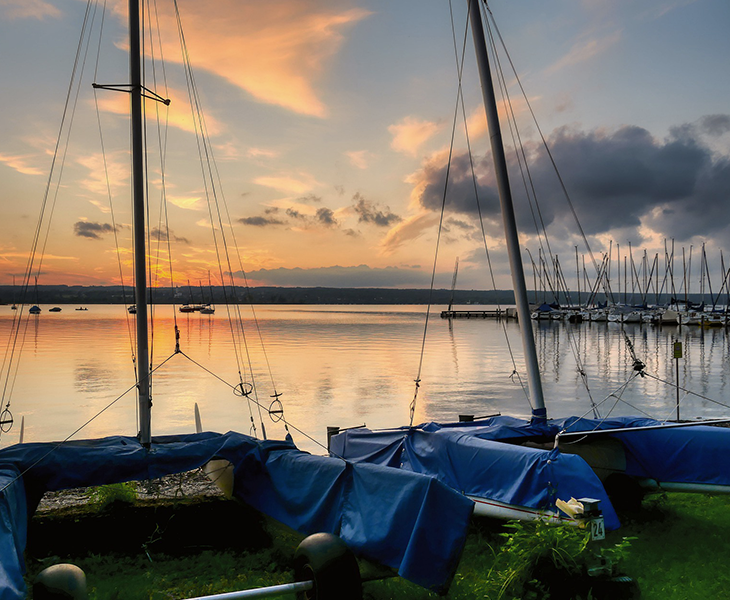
[294,533,362,600]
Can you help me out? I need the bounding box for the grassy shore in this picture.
[24,481,730,599]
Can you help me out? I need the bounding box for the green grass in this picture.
[25,492,730,599]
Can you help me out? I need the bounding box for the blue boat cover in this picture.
[0,432,473,598]
[331,415,730,532]
[0,467,26,600]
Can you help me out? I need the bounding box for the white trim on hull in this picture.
[469,495,572,523]
[638,480,730,494]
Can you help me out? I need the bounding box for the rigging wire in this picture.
[173,0,271,438]
[0,0,97,435]
[481,2,601,417]
[406,1,469,428]
[146,0,179,342]
[0,352,177,494]
[92,0,137,380]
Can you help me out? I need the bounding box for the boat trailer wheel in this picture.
[294,533,362,600]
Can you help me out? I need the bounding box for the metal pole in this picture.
[674,341,682,422]
[467,0,546,418]
[129,0,151,445]
[184,580,313,600]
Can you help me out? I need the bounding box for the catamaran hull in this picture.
[0,431,474,598]
[331,415,730,530]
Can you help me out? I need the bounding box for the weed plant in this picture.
[88,482,137,509]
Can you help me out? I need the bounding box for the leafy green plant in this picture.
[490,520,634,599]
[89,482,137,509]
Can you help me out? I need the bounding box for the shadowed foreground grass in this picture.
[24,491,730,599]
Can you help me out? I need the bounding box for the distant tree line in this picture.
[0,285,517,305]
[0,284,708,306]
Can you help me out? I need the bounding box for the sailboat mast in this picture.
[468,0,546,419]
[130,0,151,445]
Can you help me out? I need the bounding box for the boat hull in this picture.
[0,431,473,597]
[331,415,730,530]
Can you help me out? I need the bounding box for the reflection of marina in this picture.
[2,305,730,450]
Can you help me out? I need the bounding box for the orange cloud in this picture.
[380,211,439,255]
[108,0,371,118]
[0,0,60,20]
[0,153,45,176]
[94,88,222,136]
[389,116,442,156]
[254,172,319,194]
[76,152,128,195]
[346,150,373,169]
[546,30,622,74]
[168,195,204,210]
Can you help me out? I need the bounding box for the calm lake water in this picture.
[2,304,729,454]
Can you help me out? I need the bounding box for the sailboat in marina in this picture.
[0,2,474,597]
[332,0,730,529]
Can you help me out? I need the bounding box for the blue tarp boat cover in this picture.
[331,415,730,533]
[0,432,473,598]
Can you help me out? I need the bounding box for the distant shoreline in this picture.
[0,284,703,306]
[0,284,517,306]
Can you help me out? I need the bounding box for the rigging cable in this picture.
[452,0,530,405]
[92,0,137,380]
[482,3,601,416]
[406,1,468,428]
[173,0,267,438]
[0,0,97,437]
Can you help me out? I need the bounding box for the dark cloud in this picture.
[352,193,402,227]
[73,221,119,240]
[239,215,285,227]
[285,206,337,227]
[150,226,190,244]
[297,194,322,203]
[698,115,730,137]
[316,207,337,227]
[414,116,730,243]
[234,264,426,287]
[445,218,474,231]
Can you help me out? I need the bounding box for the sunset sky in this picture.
[0,0,728,292]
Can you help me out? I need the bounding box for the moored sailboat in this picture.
[0,2,473,597]
[332,0,730,529]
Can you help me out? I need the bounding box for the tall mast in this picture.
[468,0,546,420]
[130,0,151,444]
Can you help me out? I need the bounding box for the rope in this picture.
[408,1,466,427]
[481,3,602,415]
[643,372,730,411]
[92,0,137,380]
[0,0,97,426]
[0,352,177,493]
[173,0,268,438]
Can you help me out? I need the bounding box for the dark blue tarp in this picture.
[332,415,730,532]
[332,419,619,530]
[0,432,473,598]
[0,467,26,600]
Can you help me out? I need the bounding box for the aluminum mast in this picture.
[129,0,151,444]
[468,0,546,420]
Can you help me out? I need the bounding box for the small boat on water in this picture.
[48,307,62,312]
[75,307,88,311]
[28,306,41,315]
